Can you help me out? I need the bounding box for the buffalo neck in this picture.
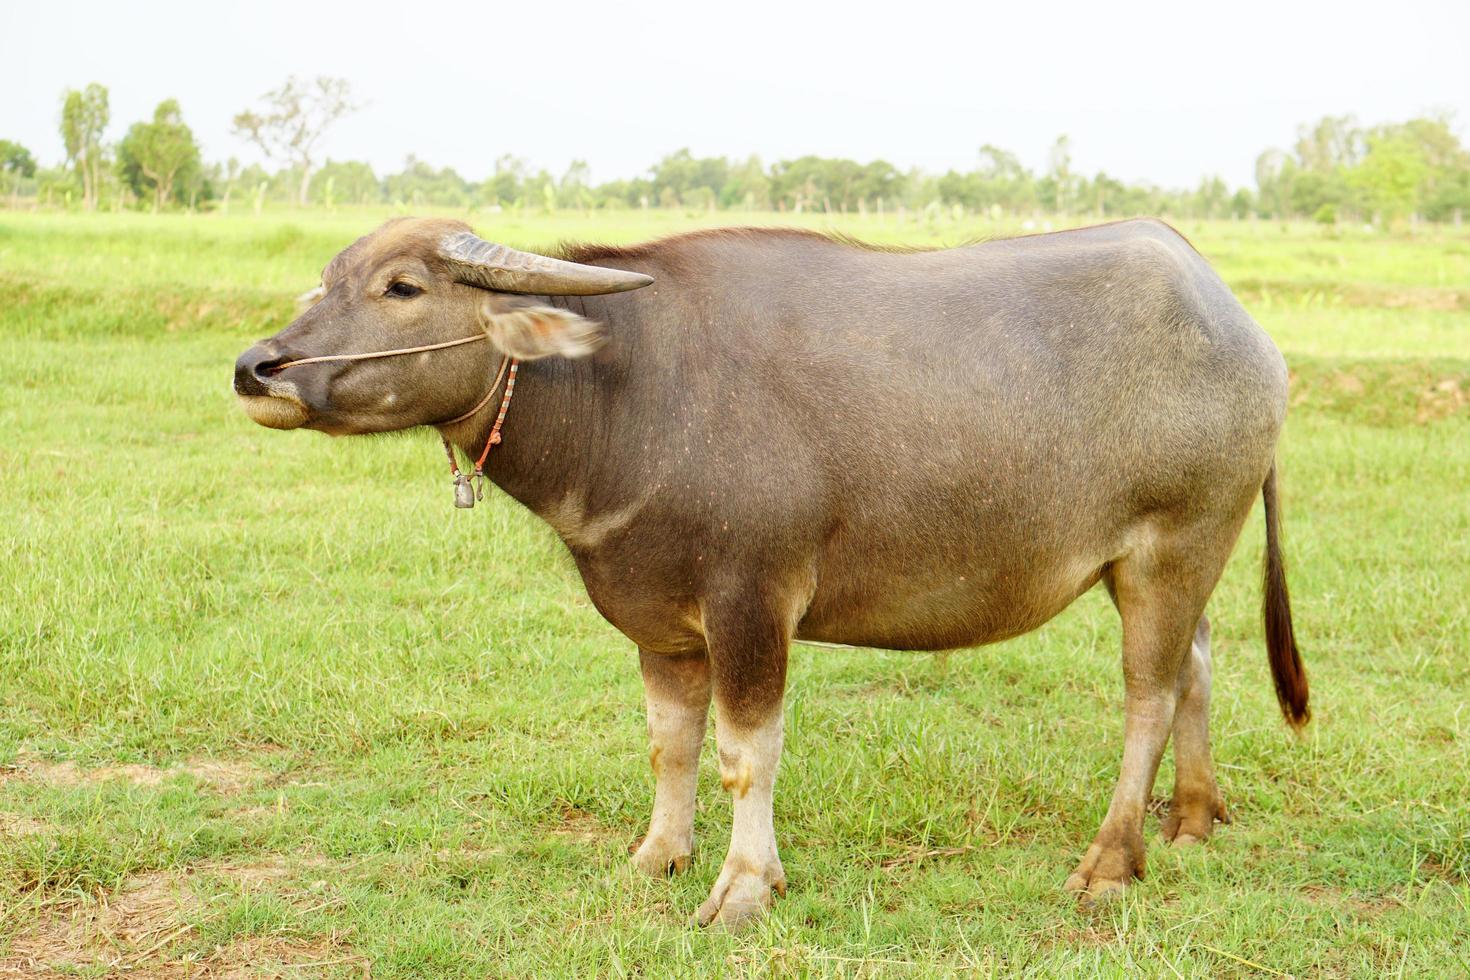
[438,294,623,520]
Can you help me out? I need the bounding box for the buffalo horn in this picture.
[439,231,653,296]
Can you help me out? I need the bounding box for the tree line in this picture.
[4,76,1468,226]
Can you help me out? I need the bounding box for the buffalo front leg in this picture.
[694,594,793,931]
[1161,615,1230,845]
[1068,544,1222,901]
[632,648,710,877]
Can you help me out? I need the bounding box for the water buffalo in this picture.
[233,216,1308,928]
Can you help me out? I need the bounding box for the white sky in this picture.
[6,0,1469,190]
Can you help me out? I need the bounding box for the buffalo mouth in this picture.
[234,343,313,429]
[237,392,310,430]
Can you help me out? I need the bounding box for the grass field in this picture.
[1,207,1468,977]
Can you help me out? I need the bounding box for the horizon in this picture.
[6,0,1469,192]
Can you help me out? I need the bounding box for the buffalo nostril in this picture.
[234,346,289,395]
[252,355,289,378]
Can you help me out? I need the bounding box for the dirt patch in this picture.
[1049,923,1117,948]
[1348,284,1470,313]
[1299,882,1406,920]
[880,844,976,869]
[2,870,199,977]
[549,805,617,844]
[0,812,49,836]
[1,753,269,795]
[195,854,338,887]
[1235,279,1470,312]
[1418,856,1468,882]
[232,803,285,820]
[0,858,358,979]
[208,939,369,979]
[1417,378,1468,423]
[1287,361,1470,426]
[1347,894,1403,918]
[433,843,505,862]
[179,759,271,795]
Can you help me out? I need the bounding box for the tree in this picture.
[1250,113,1469,222]
[593,175,653,209]
[1381,116,1470,222]
[233,76,358,206]
[1,139,36,202]
[855,160,905,209]
[936,168,983,210]
[1089,171,1127,216]
[1190,176,1231,219]
[34,166,79,207]
[1294,115,1362,174]
[559,159,592,210]
[721,155,769,209]
[235,162,272,214]
[768,156,820,211]
[1229,188,1255,220]
[1254,149,1294,219]
[649,149,729,208]
[60,83,109,210]
[1347,132,1429,226]
[976,144,1034,214]
[218,157,241,213]
[117,99,201,211]
[1047,134,1074,215]
[312,160,378,206]
[383,156,471,207]
[1286,169,1346,221]
[481,154,527,207]
[0,140,36,178]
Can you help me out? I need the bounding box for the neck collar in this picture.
[441,356,519,509]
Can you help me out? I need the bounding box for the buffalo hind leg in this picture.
[632,648,710,877]
[1067,540,1224,901]
[1161,615,1229,845]
[694,592,792,931]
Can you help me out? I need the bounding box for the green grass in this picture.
[1,209,1468,977]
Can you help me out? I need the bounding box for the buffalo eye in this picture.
[386,281,422,299]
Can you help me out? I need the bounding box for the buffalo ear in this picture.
[296,285,325,310]
[478,301,606,360]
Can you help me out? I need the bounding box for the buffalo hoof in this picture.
[1064,825,1145,903]
[1161,791,1230,846]
[630,834,693,877]
[1064,872,1128,903]
[694,858,785,931]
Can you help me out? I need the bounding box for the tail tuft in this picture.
[1262,464,1310,728]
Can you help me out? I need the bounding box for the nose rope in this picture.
[266,331,518,509]
[270,332,488,371]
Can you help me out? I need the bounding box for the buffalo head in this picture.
[233,217,652,435]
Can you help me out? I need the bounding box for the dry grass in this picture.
[1,859,364,979]
[1,754,270,795]
[0,813,50,837]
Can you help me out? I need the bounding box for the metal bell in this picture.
[453,473,476,509]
